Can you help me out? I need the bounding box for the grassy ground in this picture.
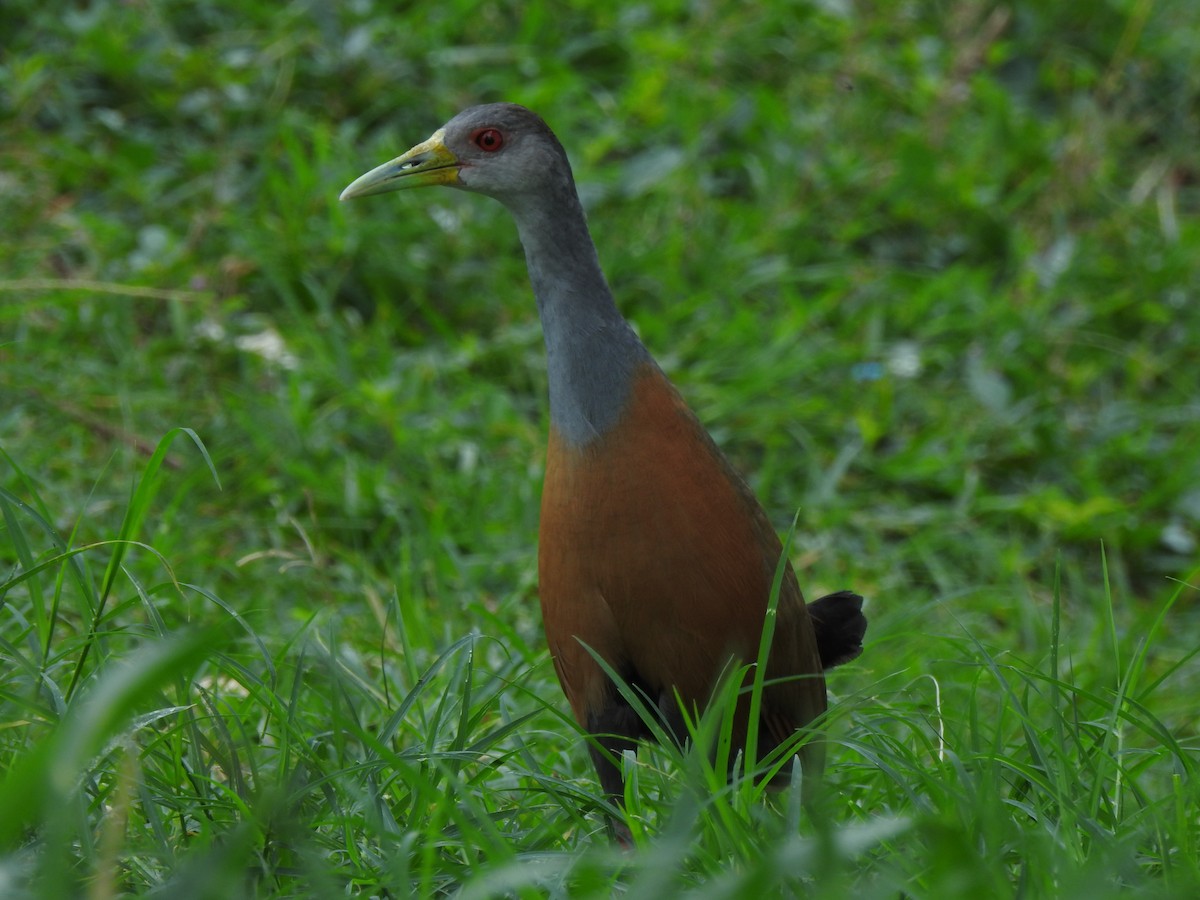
[2,0,1199,896]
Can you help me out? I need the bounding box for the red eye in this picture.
[473,128,504,152]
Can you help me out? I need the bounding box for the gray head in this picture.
[340,103,646,447]
[339,103,576,209]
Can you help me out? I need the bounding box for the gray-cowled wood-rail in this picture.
[340,103,867,830]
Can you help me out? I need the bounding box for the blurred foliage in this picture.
[1,0,1198,895]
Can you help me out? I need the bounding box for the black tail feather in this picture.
[809,590,867,670]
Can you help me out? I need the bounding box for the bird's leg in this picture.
[586,700,646,844]
[587,705,639,800]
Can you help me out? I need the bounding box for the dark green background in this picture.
[2,1,1197,895]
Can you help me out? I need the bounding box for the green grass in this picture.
[2,0,1199,895]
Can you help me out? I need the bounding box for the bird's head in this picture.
[339,103,572,206]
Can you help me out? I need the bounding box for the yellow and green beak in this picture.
[339,128,461,200]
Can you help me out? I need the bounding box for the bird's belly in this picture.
[538,365,778,718]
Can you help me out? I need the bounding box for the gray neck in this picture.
[504,189,649,447]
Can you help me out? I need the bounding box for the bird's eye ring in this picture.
[473,128,504,152]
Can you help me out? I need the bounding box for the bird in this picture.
[340,103,866,831]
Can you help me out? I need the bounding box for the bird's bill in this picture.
[339,128,460,200]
